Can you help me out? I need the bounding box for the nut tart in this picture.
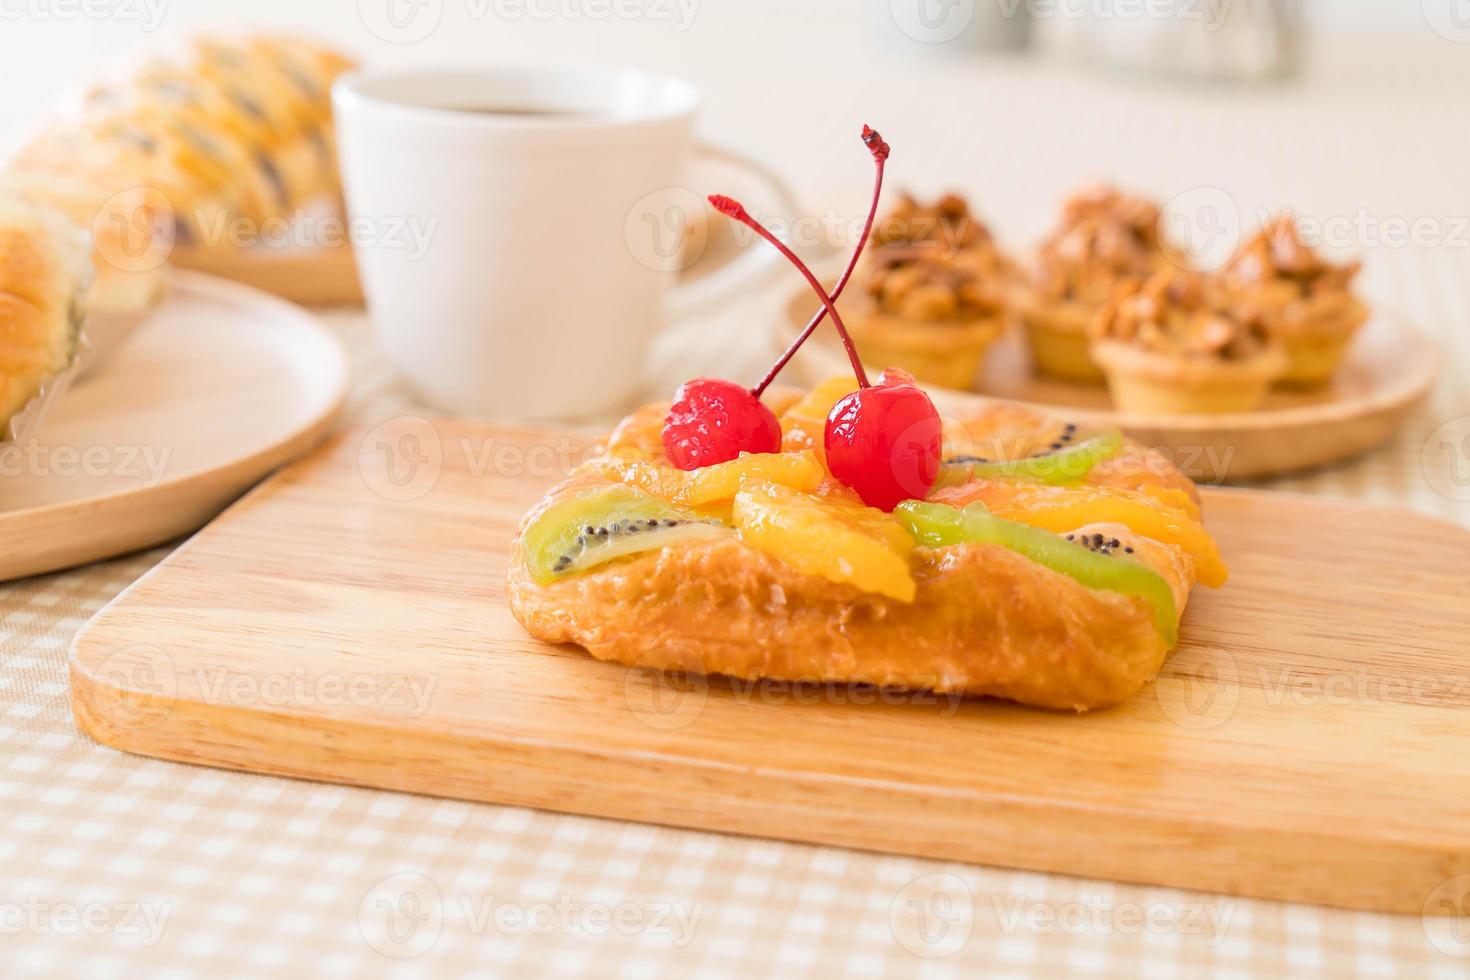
[1220,214,1368,386]
[1090,268,1287,414]
[1016,185,1169,383]
[846,194,1014,390]
[507,377,1225,711]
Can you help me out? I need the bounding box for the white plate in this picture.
[0,271,348,581]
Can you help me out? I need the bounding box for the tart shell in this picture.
[847,308,1005,391]
[1273,298,1369,387]
[1090,338,1287,415]
[1017,297,1105,383]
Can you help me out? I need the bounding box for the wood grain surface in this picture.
[0,272,348,581]
[69,419,1470,915]
[168,243,364,307]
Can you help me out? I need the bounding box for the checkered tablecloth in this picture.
[6,289,1470,979]
[7,33,1470,980]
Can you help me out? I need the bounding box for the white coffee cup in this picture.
[334,64,793,421]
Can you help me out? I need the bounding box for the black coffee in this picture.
[434,105,596,118]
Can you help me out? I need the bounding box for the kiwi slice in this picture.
[523,484,731,585]
[897,500,1178,645]
[939,430,1123,488]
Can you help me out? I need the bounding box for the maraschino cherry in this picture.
[661,126,890,471]
[662,377,781,469]
[706,195,943,512]
[662,124,942,511]
[825,368,942,511]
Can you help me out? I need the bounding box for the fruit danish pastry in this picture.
[508,128,1226,711]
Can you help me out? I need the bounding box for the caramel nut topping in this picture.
[1224,214,1362,301]
[1032,185,1166,305]
[1091,268,1274,362]
[865,193,1013,321]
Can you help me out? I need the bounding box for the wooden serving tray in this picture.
[70,420,1470,914]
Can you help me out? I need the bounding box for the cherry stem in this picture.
[710,194,870,388]
[751,126,887,397]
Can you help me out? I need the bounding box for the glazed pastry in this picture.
[847,193,1014,389]
[510,128,1224,711]
[507,377,1225,711]
[1090,268,1286,414]
[2,34,354,321]
[0,196,91,438]
[1220,214,1367,386]
[1017,186,1168,383]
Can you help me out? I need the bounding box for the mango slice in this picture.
[582,450,825,507]
[732,480,916,602]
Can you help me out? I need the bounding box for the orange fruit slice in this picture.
[778,375,860,468]
[732,480,916,602]
[583,450,825,507]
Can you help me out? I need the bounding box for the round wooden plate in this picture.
[773,283,1438,482]
[0,271,349,581]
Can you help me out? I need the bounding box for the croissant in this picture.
[0,196,91,437]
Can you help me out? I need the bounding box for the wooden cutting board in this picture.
[69,419,1470,915]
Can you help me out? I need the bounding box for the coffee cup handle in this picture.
[663,141,817,323]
